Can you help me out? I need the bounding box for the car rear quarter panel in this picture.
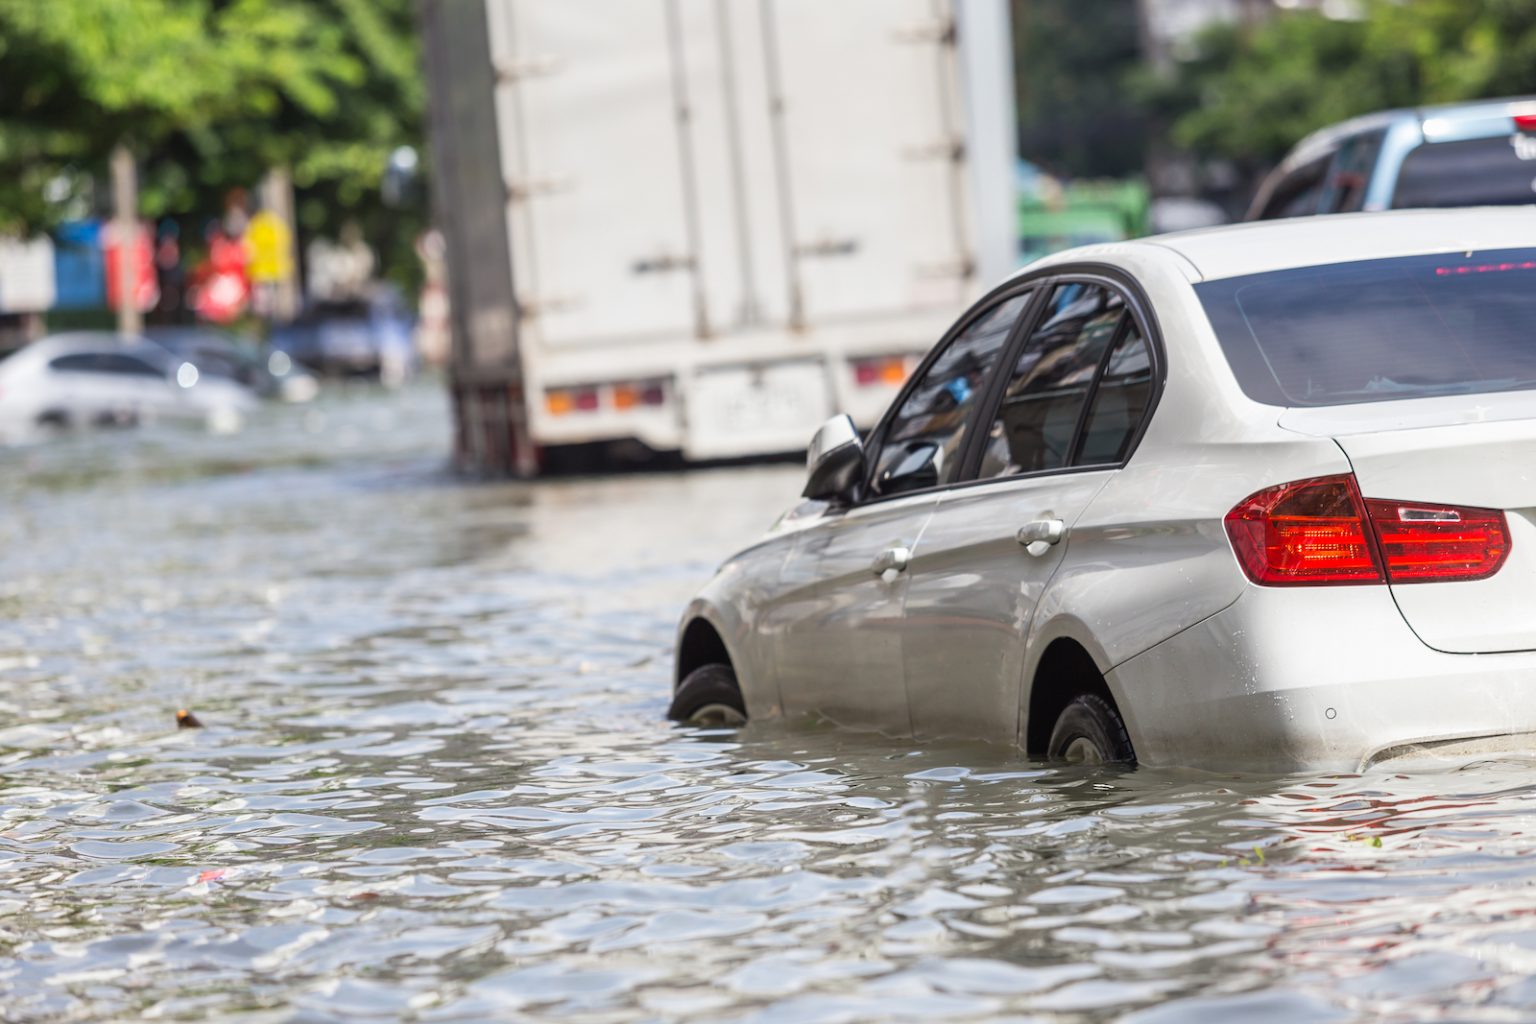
[1021,253,1353,744]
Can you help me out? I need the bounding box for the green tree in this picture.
[0,0,424,288]
[1013,0,1149,178]
[1145,0,1536,169]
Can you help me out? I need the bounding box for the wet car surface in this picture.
[5,384,1536,1022]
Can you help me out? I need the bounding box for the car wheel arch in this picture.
[675,611,736,689]
[1021,631,1133,759]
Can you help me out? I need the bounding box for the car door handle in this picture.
[1017,519,1065,550]
[870,546,911,576]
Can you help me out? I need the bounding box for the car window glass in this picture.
[49,354,100,373]
[1322,131,1384,213]
[869,290,1031,496]
[1392,136,1536,208]
[99,354,165,378]
[1256,156,1329,220]
[975,283,1123,479]
[1077,321,1153,466]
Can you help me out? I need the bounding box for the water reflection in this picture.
[3,385,1536,1021]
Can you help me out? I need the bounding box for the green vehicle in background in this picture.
[1017,162,1150,264]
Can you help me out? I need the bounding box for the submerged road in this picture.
[3,382,1535,1022]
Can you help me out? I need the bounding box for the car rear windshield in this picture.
[1196,248,1536,407]
[1393,135,1536,208]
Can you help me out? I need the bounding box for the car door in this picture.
[900,278,1160,742]
[774,287,1035,734]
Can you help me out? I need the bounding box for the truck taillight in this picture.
[1224,474,1510,586]
[545,380,666,417]
[852,356,914,387]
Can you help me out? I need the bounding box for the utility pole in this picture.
[110,143,141,337]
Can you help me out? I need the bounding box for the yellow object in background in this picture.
[247,210,294,284]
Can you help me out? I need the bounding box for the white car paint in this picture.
[675,207,1536,770]
[0,333,258,444]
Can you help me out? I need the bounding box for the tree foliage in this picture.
[1012,0,1148,178]
[1145,0,1536,168]
[0,0,423,264]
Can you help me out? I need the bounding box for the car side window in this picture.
[1254,155,1330,220]
[1076,320,1153,466]
[974,283,1124,479]
[98,354,165,378]
[1321,131,1384,214]
[868,290,1032,497]
[49,354,99,373]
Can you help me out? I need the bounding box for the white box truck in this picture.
[420,0,1016,474]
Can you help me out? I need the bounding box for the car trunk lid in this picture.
[1283,396,1536,653]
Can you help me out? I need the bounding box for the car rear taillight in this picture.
[1364,499,1510,582]
[1224,474,1510,586]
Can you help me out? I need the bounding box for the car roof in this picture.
[1122,207,1536,282]
[1285,94,1536,166]
[27,332,178,365]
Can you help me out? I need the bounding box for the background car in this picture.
[1247,95,1536,219]
[672,207,1536,772]
[0,332,257,443]
[144,325,319,403]
[270,285,415,385]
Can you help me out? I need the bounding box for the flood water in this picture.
[6,384,1536,1022]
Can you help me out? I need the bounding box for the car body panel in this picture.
[773,490,936,735]
[903,469,1109,742]
[676,210,1536,768]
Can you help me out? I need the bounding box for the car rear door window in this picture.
[974,283,1123,478]
[868,290,1032,497]
[1077,321,1153,466]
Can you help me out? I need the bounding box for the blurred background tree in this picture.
[1144,0,1536,171]
[0,0,424,292]
[1012,0,1148,178]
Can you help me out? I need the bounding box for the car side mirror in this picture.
[803,414,865,503]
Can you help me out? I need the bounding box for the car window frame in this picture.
[954,266,1166,488]
[853,264,1166,508]
[855,279,1049,508]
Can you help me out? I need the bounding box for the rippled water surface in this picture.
[6,385,1536,1022]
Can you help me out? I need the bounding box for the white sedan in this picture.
[0,333,258,443]
[671,208,1536,771]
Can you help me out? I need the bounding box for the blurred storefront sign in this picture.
[0,237,57,313]
[53,221,106,310]
[103,220,158,313]
[247,210,294,284]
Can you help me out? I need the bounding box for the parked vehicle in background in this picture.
[269,286,414,386]
[1248,96,1536,220]
[672,208,1536,772]
[0,333,257,443]
[144,326,319,403]
[419,0,1019,474]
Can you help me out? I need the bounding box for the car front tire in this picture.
[668,664,747,727]
[1047,694,1135,765]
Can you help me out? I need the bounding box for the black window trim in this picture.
[851,263,1167,509]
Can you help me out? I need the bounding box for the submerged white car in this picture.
[0,333,257,443]
[672,208,1536,771]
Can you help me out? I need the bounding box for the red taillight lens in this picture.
[1226,474,1512,586]
[1225,474,1382,585]
[1365,500,1510,582]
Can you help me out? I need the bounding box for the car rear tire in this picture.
[668,664,747,727]
[1047,694,1135,765]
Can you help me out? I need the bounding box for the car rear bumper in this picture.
[1108,584,1536,771]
